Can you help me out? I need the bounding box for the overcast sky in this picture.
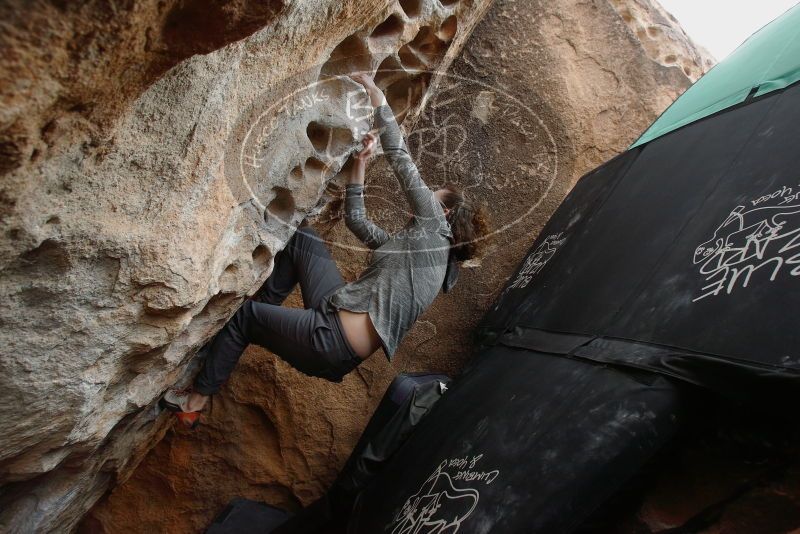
[657,0,798,59]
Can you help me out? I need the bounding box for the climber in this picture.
[161,72,490,427]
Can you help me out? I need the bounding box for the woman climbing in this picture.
[162,72,490,427]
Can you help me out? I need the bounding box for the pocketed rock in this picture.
[0,0,492,531]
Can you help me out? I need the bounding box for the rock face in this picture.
[609,0,715,81]
[77,0,715,532]
[0,0,493,531]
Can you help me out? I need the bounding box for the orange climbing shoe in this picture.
[175,411,200,429]
[160,388,203,429]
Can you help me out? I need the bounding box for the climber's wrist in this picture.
[348,157,367,185]
[367,85,386,107]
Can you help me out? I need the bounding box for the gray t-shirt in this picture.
[324,104,453,361]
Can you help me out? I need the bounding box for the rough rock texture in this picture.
[609,0,715,81]
[80,0,715,532]
[0,0,493,531]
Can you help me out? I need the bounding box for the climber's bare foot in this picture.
[187,392,208,412]
[162,388,208,413]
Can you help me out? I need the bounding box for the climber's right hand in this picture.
[350,72,386,107]
[351,72,377,90]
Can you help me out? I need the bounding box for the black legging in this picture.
[193,226,362,395]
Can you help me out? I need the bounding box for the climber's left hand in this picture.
[354,132,376,162]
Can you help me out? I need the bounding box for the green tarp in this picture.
[632,3,800,148]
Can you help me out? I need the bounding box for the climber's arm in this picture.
[350,73,443,224]
[345,133,390,249]
[345,184,391,250]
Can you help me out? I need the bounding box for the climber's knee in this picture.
[285,225,326,263]
[295,225,320,239]
[291,226,319,251]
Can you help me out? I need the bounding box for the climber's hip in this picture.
[241,300,363,382]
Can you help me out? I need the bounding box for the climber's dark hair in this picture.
[439,182,491,262]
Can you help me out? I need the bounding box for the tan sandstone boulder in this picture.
[0,0,493,531]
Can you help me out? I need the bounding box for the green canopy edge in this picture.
[631,3,800,149]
